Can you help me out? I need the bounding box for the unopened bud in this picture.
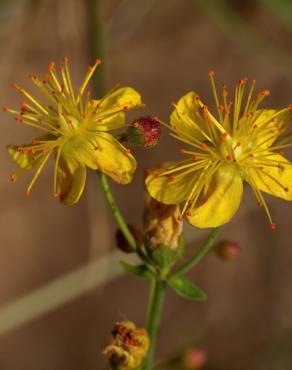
[115,225,142,253]
[126,116,161,148]
[214,239,241,260]
[103,321,149,370]
[144,197,182,251]
[182,348,207,370]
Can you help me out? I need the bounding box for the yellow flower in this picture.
[146,72,292,229]
[6,58,142,205]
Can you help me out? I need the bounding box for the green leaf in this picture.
[168,274,207,301]
[120,260,150,278]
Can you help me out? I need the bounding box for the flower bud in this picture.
[214,239,241,260]
[126,116,161,148]
[103,321,149,370]
[182,347,207,370]
[144,197,182,251]
[115,224,142,253]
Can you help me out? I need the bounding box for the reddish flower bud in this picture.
[214,239,241,260]
[115,224,142,253]
[182,347,207,370]
[126,116,161,148]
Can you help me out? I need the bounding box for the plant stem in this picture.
[87,0,106,98]
[98,172,137,252]
[142,278,166,370]
[174,227,221,276]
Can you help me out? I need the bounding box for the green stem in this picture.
[142,278,166,370]
[87,0,106,98]
[174,227,221,276]
[98,172,137,252]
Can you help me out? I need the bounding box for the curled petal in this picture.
[58,159,86,205]
[146,160,199,205]
[187,164,243,228]
[93,87,142,131]
[8,144,40,170]
[91,132,137,184]
[246,153,292,200]
[170,91,207,141]
[238,109,291,149]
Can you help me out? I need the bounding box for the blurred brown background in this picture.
[0,0,292,369]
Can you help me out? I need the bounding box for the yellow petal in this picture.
[91,132,137,184]
[170,91,206,141]
[145,160,199,204]
[187,164,243,228]
[93,87,142,131]
[58,158,86,205]
[238,109,291,149]
[7,144,39,170]
[247,153,292,200]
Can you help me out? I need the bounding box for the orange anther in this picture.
[63,56,70,63]
[201,143,207,150]
[48,61,55,71]
[24,191,30,197]
[133,122,139,128]
[284,187,289,192]
[3,106,9,112]
[9,174,17,183]
[123,105,129,111]
[53,192,60,198]
[177,215,183,222]
[270,223,276,230]
[252,79,256,84]
[169,175,176,181]
[179,149,187,154]
[208,70,215,77]
[95,58,101,65]
[193,155,199,161]
[226,154,233,161]
[186,210,192,217]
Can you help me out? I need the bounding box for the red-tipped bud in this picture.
[125,117,161,149]
[115,224,142,253]
[214,239,241,260]
[182,348,207,370]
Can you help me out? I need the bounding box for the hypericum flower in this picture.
[6,58,142,204]
[146,72,292,229]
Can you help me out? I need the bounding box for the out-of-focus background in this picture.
[0,0,292,369]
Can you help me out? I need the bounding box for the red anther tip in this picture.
[12,82,18,89]
[123,105,129,111]
[48,61,55,71]
[226,154,233,161]
[154,173,160,179]
[53,192,60,198]
[3,106,9,112]
[193,155,199,161]
[9,174,17,183]
[133,121,139,128]
[208,70,215,77]
[284,187,289,192]
[288,104,292,110]
[63,56,69,63]
[186,210,192,217]
[59,66,64,71]
[252,79,256,84]
[169,175,176,181]
[179,149,186,154]
[126,148,131,154]
[201,143,207,150]
[24,191,30,197]
[271,223,276,230]
[95,58,101,65]
[177,215,183,222]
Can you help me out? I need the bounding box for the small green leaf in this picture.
[168,274,207,301]
[120,260,150,278]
